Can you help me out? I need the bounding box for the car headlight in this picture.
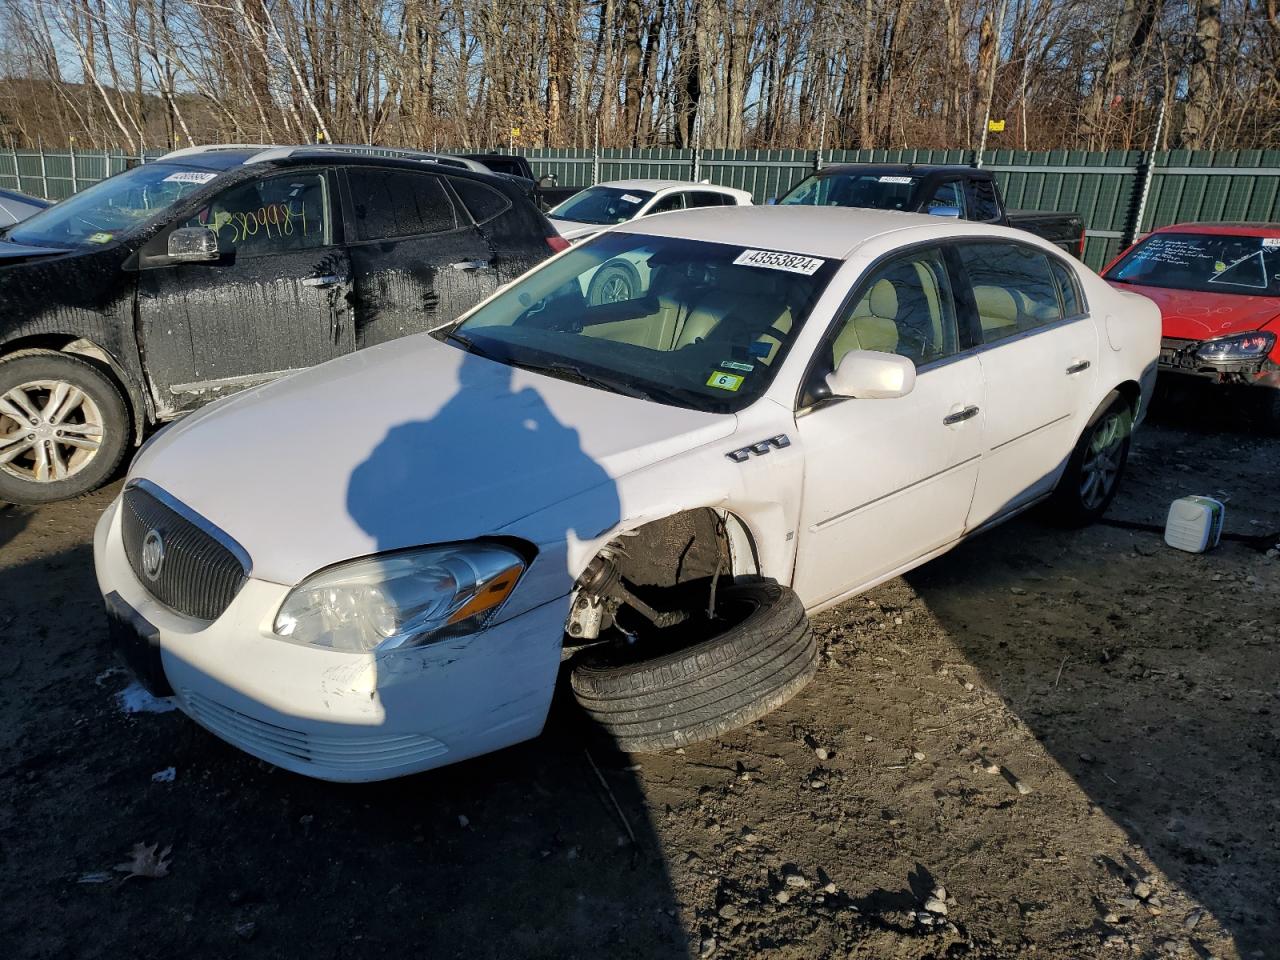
[273,543,526,653]
[1195,331,1276,361]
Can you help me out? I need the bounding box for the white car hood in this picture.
[549,219,605,241]
[132,336,736,585]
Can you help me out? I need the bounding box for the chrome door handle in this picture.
[1066,360,1091,374]
[451,259,491,271]
[943,405,980,425]
[302,274,344,288]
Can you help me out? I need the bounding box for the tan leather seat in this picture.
[973,284,1020,340]
[674,272,792,349]
[832,279,900,368]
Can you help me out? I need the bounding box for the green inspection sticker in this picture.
[706,371,744,391]
[86,232,114,244]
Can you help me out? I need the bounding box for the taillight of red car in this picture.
[546,235,571,253]
[1077,226,1086,259]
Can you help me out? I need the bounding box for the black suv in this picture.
[0,145,566,503]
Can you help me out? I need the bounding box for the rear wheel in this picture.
[586,261,640,305]
[0,350,130,504]
[1045,392,1132,526]
[570,581,817,753]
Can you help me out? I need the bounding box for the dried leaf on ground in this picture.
[114,842,172,879]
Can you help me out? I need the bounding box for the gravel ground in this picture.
[1,401,1277,960]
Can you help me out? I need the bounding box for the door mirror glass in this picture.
[928,205,961,219]
[826,349,916,399]
[167,226,219,262]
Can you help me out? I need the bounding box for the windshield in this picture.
[549,187,654,225]
[780,172,918,211]
[1106,232,1280,296]
[445,231,840,413]
[4,162,218,248]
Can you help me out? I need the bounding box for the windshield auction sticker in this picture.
[878,176,914,184]
[1263,238,1280,249]
[706,371,745,391]
[621,194,643,203]
[733,249,826,275]
[162,171,218,185]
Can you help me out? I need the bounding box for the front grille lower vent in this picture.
[121,481,249,621]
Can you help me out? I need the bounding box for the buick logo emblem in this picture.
[141,529,166,582]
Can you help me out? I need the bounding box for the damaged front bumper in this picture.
[1158,337,1280,389]
[93,496,567,782]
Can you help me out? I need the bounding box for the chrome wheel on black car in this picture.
[0,350,130,503]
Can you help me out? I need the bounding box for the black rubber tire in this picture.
[0,349,131,504]
[570,581,818,753]
[585,260,640,305]
[1044,391,1133,527]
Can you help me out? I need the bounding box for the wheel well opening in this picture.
[1115,379,1141,417]
[566,508,759,645]
[1,335,147,439]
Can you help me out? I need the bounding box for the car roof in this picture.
[812,163,985,179]
[1149,222,1280,238]
[612,205,1023,259]
[595,179,747,193]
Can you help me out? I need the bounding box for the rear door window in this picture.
[1050,258,1085,318]
[956,241,1065,343]
[346,168,458,240]
[450,178,511,225]
[687,191,728,208]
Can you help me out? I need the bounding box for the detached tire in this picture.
[570,581,818,752]
[1045,391,1133,527]
[0,349,130,504]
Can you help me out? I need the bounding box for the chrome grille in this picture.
[121,481,249,621]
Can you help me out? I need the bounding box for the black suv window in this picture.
[966,179,1001,222]
[451,178,511,224]
[926,180,967,217]
[957,241,1064,343]
[347,168,457,240]
[186,172,330,256]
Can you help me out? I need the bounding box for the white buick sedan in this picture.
[95,207,1159,782]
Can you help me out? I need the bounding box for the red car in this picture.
[1103,222,1280,423]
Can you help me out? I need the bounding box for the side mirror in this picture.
[928,205,961,219]
[537,174,558,189]
[167,226,219,262]
[826,350,916,400]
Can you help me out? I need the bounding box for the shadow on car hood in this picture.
[132,335,737,585]
[0,239,73,262]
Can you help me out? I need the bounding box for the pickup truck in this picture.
[459,153,579,210]
[777,163,1086,259]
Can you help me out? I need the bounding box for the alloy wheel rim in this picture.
[1079,412,1125,510]
[0,379,105,483]
[599,275,630,303]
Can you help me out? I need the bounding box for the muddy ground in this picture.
[1,398,1277,960]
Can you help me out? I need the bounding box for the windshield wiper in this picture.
[510,359,655,400]
[441,330,506,363]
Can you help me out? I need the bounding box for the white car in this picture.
[549,179,753,243]
[94,207,1159,782]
